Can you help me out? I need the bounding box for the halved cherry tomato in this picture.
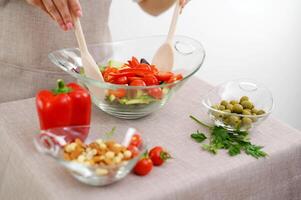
[112,76,128,84]
[127,145,139,158]
[134,157,153,176]
[166,74,184,84]
[147,88,163,99]
[128,77,143,82]
[143,75,159,86]
[130,134,143,147]
[119,68,153,77]
[130,79,146,86]
[150,65,159,74]
[149,146,171,166]
[128,56,140,68]
[108,88,126,98]
[155,72,174,82]
[103,67,119,82]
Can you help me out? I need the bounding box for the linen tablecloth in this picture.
[1,77,301,200]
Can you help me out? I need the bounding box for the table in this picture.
[1,78,301,200]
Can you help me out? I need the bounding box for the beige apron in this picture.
[0,0,112,103]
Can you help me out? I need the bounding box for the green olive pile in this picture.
[210,96,266,129]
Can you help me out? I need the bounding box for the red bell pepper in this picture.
[36,79,91,131]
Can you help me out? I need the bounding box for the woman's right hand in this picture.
[26,0,82,31]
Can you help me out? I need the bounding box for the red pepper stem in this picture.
[52,79,72,95]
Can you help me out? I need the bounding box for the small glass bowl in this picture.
[33,125,147,186]
[48,35,205,119]
[202,79,274,131]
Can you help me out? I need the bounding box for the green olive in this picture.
[223,117,230,124]
[251,114,258,122]
[240,101,254,109]
[218,105,226,110]
[211,104,219,110]
[240,96,249,103]
[235,119,242,129]
[228,115,240,126]
[226,103,234,111]
[232,104,243,114]
[242,109,251,115]
[230,100,239,105]
[242,117,252,126]
[251,108,259,114]
[220,100,228,106]
[223,109,231,113]
[256,110,266,115]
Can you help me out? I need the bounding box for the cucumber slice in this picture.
[109,94,116,102]
[108,60,124,68]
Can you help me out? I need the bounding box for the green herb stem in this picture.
[189,115,212,129]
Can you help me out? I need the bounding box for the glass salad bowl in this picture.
[33,125,147,186]
[48,36,205,119]
[202,79,274,131]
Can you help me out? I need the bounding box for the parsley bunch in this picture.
[190,115,267,159]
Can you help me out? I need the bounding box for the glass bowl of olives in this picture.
[202,79,274,131]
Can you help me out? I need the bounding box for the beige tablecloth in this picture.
[1,77,301,200]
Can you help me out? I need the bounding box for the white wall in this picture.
[109,0,301,130]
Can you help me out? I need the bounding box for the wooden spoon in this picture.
[73,17,104,98]
[152,0,181,72]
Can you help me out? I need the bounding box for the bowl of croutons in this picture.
[33,125,147,186]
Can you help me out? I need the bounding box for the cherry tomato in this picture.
[130,79,146,87]
[149,146,171,166]
[112,76,128,84]
[143,75,159,86]
[127,145,139,158]
[155,72,174,82]
[109,88,126,98]
[147,88,163,99]
[130,134,143,147]
[134,157,153,176]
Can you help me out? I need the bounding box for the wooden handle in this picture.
[166,0,181,44]
[73,17,88,53]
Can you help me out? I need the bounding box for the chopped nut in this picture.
[64,143,77,153]
[64,153,71,161]
[95,139,103,146]
[106,140,116,149]
[113,156,122,164]
[77,155,86,163]
[99,143,107,150]
[123,150,132,159]
[105,151,115,159]
[117,152,124,159]
[75,139,85,147]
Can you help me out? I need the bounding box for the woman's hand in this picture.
[26,0,82,31]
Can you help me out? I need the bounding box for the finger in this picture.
[53,0,73,30]
[68,0,82,17]
[42,0,66,30]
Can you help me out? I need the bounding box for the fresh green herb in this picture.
[105,127,116,137]
[189,115,267,159]
[191,131,207,143]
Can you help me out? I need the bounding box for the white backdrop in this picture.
[109,0,301,130]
